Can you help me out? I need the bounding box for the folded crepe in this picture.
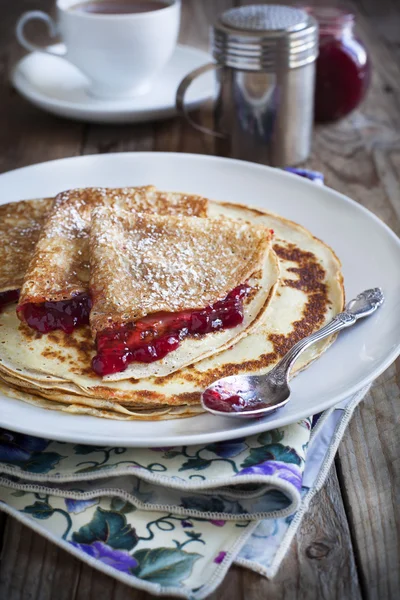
[16,186,208,332]
[89,207,279,380]
[0,198,53,295]
[0,199,343,420]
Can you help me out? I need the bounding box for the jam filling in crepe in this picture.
[17,186,208,333]
[92,284,251,375]
[0,198,53,309]
[89,207,275,379]
[0,290,20,310]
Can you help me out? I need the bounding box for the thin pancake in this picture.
[0,198,53,293]
[18,186,209,307]
[89,207,278,380]
[0,200,344,419]
[90,207,273,330]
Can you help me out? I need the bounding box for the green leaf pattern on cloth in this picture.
[0,419,312,597]
[72,507,138,550]
[240,444,302,469]
[23,500,54,519]
[133,547,202,585]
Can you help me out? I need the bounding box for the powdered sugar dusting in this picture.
[89,207,271,333]
[18,186,209,306]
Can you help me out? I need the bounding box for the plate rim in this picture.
[0,151,399,446]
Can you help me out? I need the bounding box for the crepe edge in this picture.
[0,378,204,421]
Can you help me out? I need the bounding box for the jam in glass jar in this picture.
[304,6,371,123]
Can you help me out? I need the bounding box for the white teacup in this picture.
[16,0,181,99]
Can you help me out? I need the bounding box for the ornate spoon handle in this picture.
[267,288,384,386]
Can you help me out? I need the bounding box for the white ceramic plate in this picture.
[1,153,399,446]
[11,45,215,124]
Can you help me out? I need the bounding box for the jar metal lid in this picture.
[212,4,318,71]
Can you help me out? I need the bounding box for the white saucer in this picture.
[11,44,215,124]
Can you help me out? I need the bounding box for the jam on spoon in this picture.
[303,6,371,123]
[92,284,250,376]
[18,294,92,334]
[202,387,270,413]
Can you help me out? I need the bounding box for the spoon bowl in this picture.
[202,373,291,418]
[201,288,384,418]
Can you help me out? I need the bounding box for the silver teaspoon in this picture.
[201,288,384,418]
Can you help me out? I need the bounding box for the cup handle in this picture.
[176,63,227,139]
[16,11,66,56]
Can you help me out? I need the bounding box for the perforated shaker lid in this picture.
[212,4,318,71]
[221,4,308,32]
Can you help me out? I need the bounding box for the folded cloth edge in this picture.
[234,385,369,579]
[0,474,302,521]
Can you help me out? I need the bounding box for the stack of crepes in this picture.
[0,186,344,420]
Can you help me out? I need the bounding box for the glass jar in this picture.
[303,7,371,123]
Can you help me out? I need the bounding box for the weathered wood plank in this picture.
[303,4,400,598]
[74,561,117,600]
[0,513,6,554]
[0,518,81,600]
[354,0,400,93]
[337,365,400,600]
[0,0,84,176]
[299,2,400,599]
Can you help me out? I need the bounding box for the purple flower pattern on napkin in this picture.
[206,438,247,458]
[0,429,49,462]
[70,541,138,573]
[181,520,194,528]
[65,498,99,514]
[214,551,227,564]
[238,460,302,491]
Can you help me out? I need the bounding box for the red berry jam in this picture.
[18,294,92,334]
[202,388,270,414]
[304,7,370,123]
[0,289,19,311]
[92,284,250,376]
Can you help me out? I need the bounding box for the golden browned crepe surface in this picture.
[18,186,209,307]
[89,206,272,333]
[0,198,53,293]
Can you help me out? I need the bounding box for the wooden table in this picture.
[0,1,399,598]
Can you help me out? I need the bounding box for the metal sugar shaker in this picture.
[176,5,318,167]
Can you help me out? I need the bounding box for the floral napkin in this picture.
[0,387,367,598]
